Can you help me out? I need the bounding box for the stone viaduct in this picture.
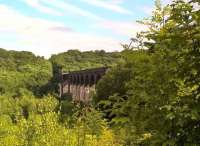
[59,67,108,102]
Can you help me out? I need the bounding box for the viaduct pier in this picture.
[59,67,108,102]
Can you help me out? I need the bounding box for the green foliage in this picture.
[0,48,123,145]
[0,95,121,146]
[1,0,200,145]
[69,105,121,146]
[0,49,52,97]
[95,0,200,145]
[49,49,122,95]
[50,49,122,72]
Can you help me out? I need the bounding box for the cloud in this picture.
[0,5,66,34]
[140,0,172,16]
[192,2,200,11]
[49,26,74,32]
[43,0,104,20]
[108,0,124,5]
[23,0,104,20]
[95,20,147,37]
[0,5,123,58]
[81,0,131,14]
[23,0,63,16]
[162,0,172,5]
[141,6,154,15]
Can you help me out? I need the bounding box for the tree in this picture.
[95,0,200,145]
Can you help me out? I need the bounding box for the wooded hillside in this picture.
[0,0,199,145]
[50,50,122,72]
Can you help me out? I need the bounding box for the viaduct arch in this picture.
[59,67,108,102]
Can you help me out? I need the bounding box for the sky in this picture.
[0,0,172,58]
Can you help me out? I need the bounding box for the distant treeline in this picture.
[50,49,122,72]
[0,48,122,97]
[0,0,199,145]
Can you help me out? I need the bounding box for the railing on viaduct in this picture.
[59,67,108,102]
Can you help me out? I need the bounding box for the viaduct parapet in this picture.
[60,67,108,102]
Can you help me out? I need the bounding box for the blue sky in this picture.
[0,0,171,58]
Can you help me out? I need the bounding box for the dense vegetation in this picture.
[0,95,120,146]
[50,50,121,72]
[0,48,122,145]
[95,0,200,145]
[0,0,199,145]
[0,48,52,97]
